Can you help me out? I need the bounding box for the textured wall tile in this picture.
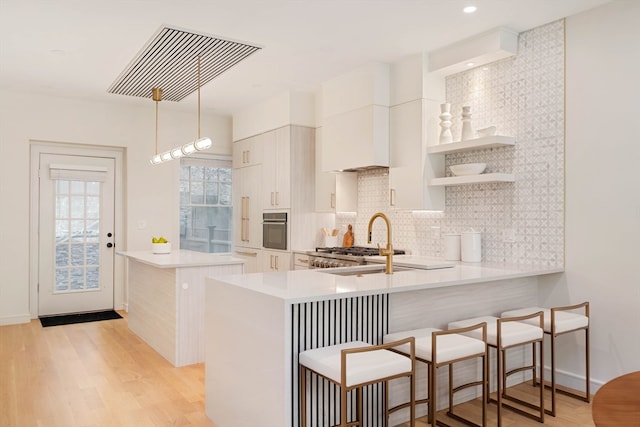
[336,20,564,266]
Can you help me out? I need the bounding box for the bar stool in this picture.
[383,323,488,427]
[501,302,590,416]
[448,313,544,427]
[299,338,416,427]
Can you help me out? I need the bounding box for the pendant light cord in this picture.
[152,87,162,157]
[155,98,159,155]
[197,55,201,139]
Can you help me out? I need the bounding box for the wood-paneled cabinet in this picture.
[231,248,263,274]
[262,250,291,272]
[262,127,291,209]
[233,125,315,272]
[232,165,262,249]
[233,135,263,168]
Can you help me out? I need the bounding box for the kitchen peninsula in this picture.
[118,250,244,366]
[204,262,563,427]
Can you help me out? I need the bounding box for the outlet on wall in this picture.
[431,226,441,240]
[502,228,515,243]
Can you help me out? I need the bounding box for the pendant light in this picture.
[149,56,213,165]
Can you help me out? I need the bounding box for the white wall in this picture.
[232,91,315,141]
[538,0,640,390]
[0,90,232,324]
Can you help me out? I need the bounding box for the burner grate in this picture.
[315,246,405,257]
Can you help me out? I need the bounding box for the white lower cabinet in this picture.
[232,248,263,274]
[263,250,291,272]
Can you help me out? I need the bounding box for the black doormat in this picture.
[39,310,122,327]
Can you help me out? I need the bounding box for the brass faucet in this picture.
[367,212,393,274]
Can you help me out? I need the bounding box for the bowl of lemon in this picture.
[151,237,171,254]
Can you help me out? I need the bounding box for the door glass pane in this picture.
[54,180,101,293]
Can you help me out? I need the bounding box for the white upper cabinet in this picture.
[387,54,445,210]
[388,99,444,210]
[320,62,390,172]
[262,127,291,209]
[315,127,358,212]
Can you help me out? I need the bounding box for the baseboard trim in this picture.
[543,365,605,395]
[0,313,32,326]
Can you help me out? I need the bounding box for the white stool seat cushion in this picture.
[384,327,485,363]
[448,316,543,348]
[299,341,412,387]
[501,307,588,334]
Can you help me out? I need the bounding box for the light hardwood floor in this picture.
[0,313,594,427]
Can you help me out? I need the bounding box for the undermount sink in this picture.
[321,265,413,276]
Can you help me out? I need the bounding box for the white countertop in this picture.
[364,255,457,269]
[117,249,245,268]
[210,262,563,303]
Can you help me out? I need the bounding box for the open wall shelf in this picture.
[428,135,515,155]
[429,173,515,187]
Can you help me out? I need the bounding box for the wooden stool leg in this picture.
[585,327,591,402]
[497,347,503,427]
[482,350,488,427]
[551,331,557,416]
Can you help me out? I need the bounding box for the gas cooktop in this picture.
[314,246,406,257]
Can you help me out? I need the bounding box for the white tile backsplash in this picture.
[336,20,565,267]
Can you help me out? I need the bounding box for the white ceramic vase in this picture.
[461,106,474,141]
[439,103,453,144]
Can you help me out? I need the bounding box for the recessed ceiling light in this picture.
[463,6,478,13]
[466,62,475,67]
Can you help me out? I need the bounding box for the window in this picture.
[179,157,232,253]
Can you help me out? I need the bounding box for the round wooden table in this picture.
[592,371,640,426]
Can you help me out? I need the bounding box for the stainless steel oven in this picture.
[262,212,287,250]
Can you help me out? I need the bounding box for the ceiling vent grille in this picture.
[107,25,262,102]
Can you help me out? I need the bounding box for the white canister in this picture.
[461,231,482,262]
[443,234,461,261]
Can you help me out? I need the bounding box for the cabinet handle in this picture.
[275,256,279,270]
[390,188,396,207]
[246,150,250,164]
[271,191,275,206]
[275,191,279,206]
[235,250,257,257]
[296,258,309,264]
[330,192,336,209]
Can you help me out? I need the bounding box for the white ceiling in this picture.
[0,0,611,116]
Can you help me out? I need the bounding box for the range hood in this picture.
[320,63,390,172]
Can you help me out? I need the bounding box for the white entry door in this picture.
[38,153,116,316]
